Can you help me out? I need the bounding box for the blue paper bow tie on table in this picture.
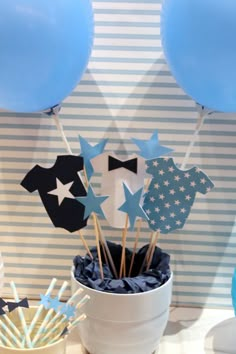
[8,298,29,312]
[108,156,138,174]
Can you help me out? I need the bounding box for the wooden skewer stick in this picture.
[146,231,159,271]
[82,167,105,278]
[129,178,151,277]
[128,219,142,277]
[99,232,109,267]
[139,231,155,274]
[96,218,118,279]
[119,214,129,278]
[83,165,117,279]
[92,213,104,280]
[78,230,93,259]
[52,114,91,258]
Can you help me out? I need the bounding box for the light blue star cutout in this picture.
[49,296,62,312]
[118,183,149,230]
[76,185,109,219]
[60,304,76,320]
[79,135,108,180]
[131,130,173,160]
[39,294,51,309]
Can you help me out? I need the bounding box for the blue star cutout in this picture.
[118,183,149,230]
[79,135,108,180]
[131,130,173,160]
[76,185,109,219]
[49,296,62,312]
[39,294,51,309]
[60,304,76,320]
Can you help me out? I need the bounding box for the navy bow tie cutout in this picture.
[0,298,7,315]
[61,327,69,337]
[108,156,138,174]
[8,298,29,312]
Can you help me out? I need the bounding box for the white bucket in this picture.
[71,268,173,354]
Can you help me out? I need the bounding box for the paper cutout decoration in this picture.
[143,157,214,234]
[76,185,109,219]
[108,156,137,174]
[49,296,61,312]
[60,304,76,320]
[79,135,108,180]
[21,155,88,233]
[61,327,69,337]
[39,294,51,309]
[48,179,74,206]
[8,298,29,312]
[0,298,7,315]
[132,130,173,160]
[91,152,148,228]
[118,183,149,230]
[232,268,236,315]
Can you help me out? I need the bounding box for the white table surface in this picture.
[66,307,236,354]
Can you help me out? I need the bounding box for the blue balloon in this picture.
[0,0,93,113]
[161,0,236,112]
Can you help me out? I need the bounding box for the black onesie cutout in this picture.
[21,155,88,232]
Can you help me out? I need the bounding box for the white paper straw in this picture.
[0,330,16,349]
[48,314,87,346]
[37,288,84,345]
[10,282,32,348]
[31,281,68,347]
[2,314,22,339]
[22,277,57,346]
[0,319,23,348]
[39,294,90,345]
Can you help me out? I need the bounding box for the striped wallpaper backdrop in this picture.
[0,0,236,308]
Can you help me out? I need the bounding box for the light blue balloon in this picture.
[161,0,236,112]
[0,0,94,113]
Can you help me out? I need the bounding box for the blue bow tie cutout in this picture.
[8,298,29,312]
[108,156,137,174]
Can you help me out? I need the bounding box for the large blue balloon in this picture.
[0,0,93,113]
[161,0,236,112]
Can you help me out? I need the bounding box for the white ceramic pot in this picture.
[71,269,173,354]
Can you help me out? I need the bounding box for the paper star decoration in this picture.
[49,296,62,312]
[48,178,74,206]
[132,130,173,160]
[118,183,149,230]
[60,304,76,320]
[79,135,108,180]
[76,185,109,219]
[39,294,51,309]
